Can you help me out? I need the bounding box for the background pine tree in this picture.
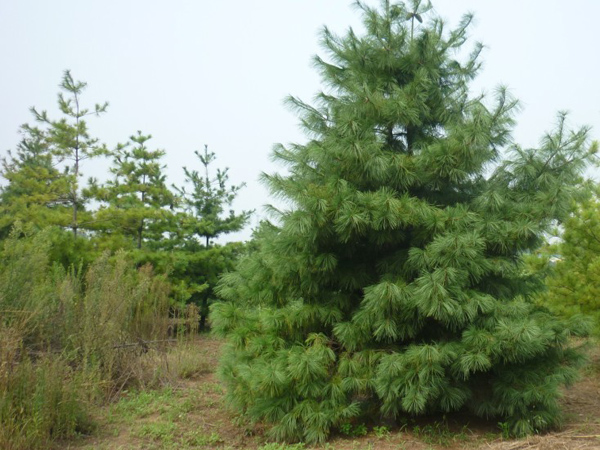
[165,146,252,329]
[88,131,176,250]
[0,127,71,236]
[212,0,597,443]
[175,145,251,247]
[30,70,108,238]
[533,185,600,334]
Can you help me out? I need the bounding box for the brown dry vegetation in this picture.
[61,336,600,450]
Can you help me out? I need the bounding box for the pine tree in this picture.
[167,145,251,329]
[212,0,597,442]
[29,70,108,237]
[536,185,600,334]
[0,126,97,267]
[0,126,71,236]
[175,145,251,247]
[88,131,175,250]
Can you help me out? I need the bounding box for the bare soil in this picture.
[66,336,600,450]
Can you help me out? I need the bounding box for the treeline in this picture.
[0,70,251,325]
[0,72,250,449]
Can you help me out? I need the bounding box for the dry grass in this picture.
[0,228,198,450]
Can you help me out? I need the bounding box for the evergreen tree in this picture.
[175,145,251,247]
[88,131,175,250]
[29,70,108,237]
[164,146,251,329]
[0,126,70,236]
[0,127,97,268]
[212,1,597,442]
[536,186,600,334]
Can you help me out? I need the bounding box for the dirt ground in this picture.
[67,337,600,450]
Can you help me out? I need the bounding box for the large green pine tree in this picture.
[212,0,596,442]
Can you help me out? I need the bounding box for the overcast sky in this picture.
[1,1,599,241]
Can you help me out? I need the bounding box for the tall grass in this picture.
[0,226,177,449]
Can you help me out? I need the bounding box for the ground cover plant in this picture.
[212,0,597,443]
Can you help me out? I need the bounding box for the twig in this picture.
[112,339,177,349]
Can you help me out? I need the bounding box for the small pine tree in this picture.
[0,127,71,236]
[169,146,251,329]
[175,145,251,247]
[88,131,176,250]
[30,70,108,237]
[212,0,597,443]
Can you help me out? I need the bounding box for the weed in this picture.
[182,430,224,446]
[108,388,176,422]
[133,421,176,442]
[259,443,305,450]
[498,421,511,440]
[339,422,368,437]
[412,420,471,447]
[373,425,390,438]
[168,343,212,379]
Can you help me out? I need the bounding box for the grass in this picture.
[107,388,180,422]
[411,421,471,447]
[259,444,305,450]
[86,385,226,449]
[0,227,206,450]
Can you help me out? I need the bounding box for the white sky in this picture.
[1,1,599,242]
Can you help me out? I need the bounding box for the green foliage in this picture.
[410,420,469,447]
[0,228,91,449]
[0,353,94,450]
[155,145,252,327]
[259,443,305,450]
[0,71,109,267]
[29,70,108,237]
[133,422,177,442]
[339,422,368,437]
[1,73,250,317]
[0,130,71,237]
[212,0,596,443]
[88,131,176,250]
[88,142,251,326]
[175,145,252,247]
[536,187,600,334]
[373,425,390,438]
[498,421,511,440]
[144,241,246,327]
